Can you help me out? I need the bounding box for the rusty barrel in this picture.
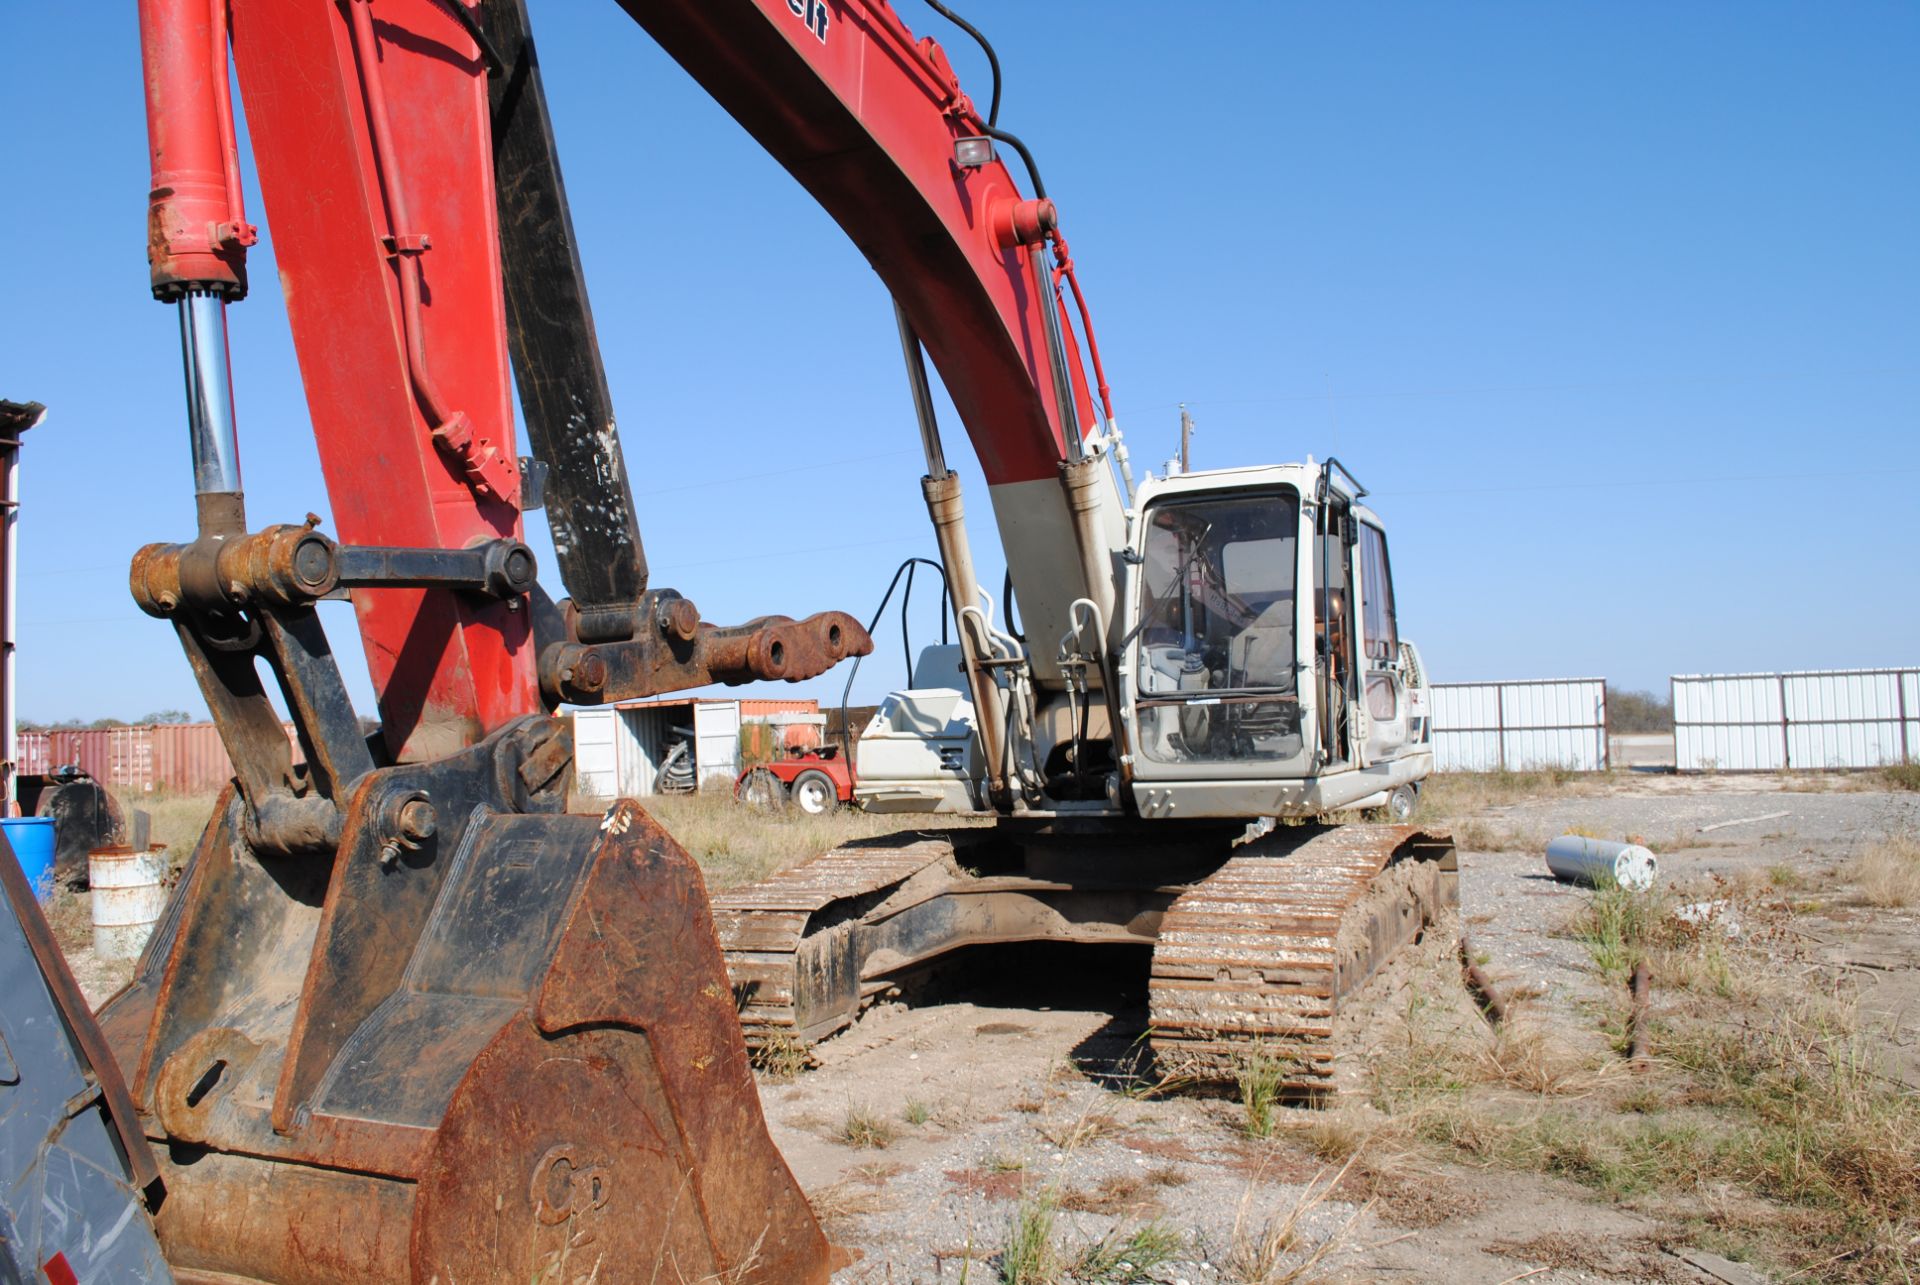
[87,845,169,959]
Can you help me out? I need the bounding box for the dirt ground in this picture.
[47,770,1919,1283]
[754,772,1919,1285]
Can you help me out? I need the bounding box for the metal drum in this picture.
[1545,835,1659,891]
[88,846,169,959]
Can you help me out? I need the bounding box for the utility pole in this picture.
[1178,403,1195,472]
[0,399,45,817]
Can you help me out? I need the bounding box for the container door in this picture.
[572,710,619,798]
[1357,522,1408,764]
[693,702,742,789]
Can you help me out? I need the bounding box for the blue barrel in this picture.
[1,816,58,896]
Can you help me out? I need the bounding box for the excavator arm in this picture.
[109,1,1133,1279]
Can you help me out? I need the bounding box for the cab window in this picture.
[1359,523,1397,663]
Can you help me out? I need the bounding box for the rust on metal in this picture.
[1628,959,1652,1068]
[1460,935,1510,1026]
[544,601,872,705]
[98,722,833,1284]
[715,838,960,1044]
[1148,824,1458,1095]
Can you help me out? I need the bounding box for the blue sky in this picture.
[2,2,1915,726]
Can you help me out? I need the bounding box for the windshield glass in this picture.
[1134,489,1304,765]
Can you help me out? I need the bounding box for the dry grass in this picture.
[1448,819,1548,854]
[1224,1158,1369,1285]
[835,1102,898,1150]
[41,881,94,955]
[1844,833,1920,907]
[106,783,979,895]
[1037,1102,1119,1153]
[1879,761,1920,792]
[1236,1046,1292,1138]
[748,1032,812,1081]
[991,1185,1182,1284]
[1364,867,1920,1281]
[1058,1174,1151,1216]
[808,1180,894,1229]
[109,787,220,870]
[641,789,981,890]
[1411,768,1603,824]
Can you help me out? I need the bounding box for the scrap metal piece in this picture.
[543,602,872,704]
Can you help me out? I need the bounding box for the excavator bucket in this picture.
[95,718,832,1284]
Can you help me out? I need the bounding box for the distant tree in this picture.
[141,709,194,725]
[1607,687,1673,733]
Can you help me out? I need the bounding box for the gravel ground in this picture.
[37,773,1918,1282]
[752,778,1920,1284]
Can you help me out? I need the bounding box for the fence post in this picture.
[1599,684,1610,770]
[1900,671,1911,765]
[1496,686,1507,772]
[1778,673,1791,771]
[1669,675,1679,771]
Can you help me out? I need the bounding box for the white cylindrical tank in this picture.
[89,846,170,960]
[1545,835,1658,891]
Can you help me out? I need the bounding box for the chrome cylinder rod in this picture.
[178,289,243,497]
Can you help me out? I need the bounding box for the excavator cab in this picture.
[1122,460,1433,819]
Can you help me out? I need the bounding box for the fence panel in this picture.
[1429,678,1608,773]
[1674,668,1917,771]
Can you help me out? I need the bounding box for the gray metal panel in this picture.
[569,709,620,798]
[1,902,171,1284]
[692,701,741,789]
[623,705,671,798]
[1674,668,1919,771]
[1430,679,1607,772]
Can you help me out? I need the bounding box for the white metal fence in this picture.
[1673,668,1919,772]
[1429,678,1609,773]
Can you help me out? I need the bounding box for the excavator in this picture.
[21,0,1449,1281]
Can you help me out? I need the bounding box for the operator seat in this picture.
[1229,596,1295,689]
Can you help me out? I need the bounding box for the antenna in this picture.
[1178,403,1195,472]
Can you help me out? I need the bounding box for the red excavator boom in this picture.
[108,0,1127,1279]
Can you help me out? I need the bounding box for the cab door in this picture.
[1357,521,1408,765]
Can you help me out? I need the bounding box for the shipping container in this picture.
[568,698,750,800]
[18,722,301,794]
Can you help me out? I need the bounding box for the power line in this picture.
[1149,365,1920,412]
[1372,465,1920,499]
[631,447,920,498]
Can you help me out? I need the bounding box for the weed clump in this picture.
[1845,833,1920,907]
[835,1102,897,1150]
[1236,1047,1290,1138]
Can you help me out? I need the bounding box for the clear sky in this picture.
[2,2,1915,727]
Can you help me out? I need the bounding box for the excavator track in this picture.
[713,837,960,1047]
[1148,823,1456,1096]
[715,823,1454,1099]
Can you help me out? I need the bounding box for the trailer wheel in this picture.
[737,768,787,812]
[790,769,839,816]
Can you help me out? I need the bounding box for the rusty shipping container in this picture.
[18,722,302,794]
